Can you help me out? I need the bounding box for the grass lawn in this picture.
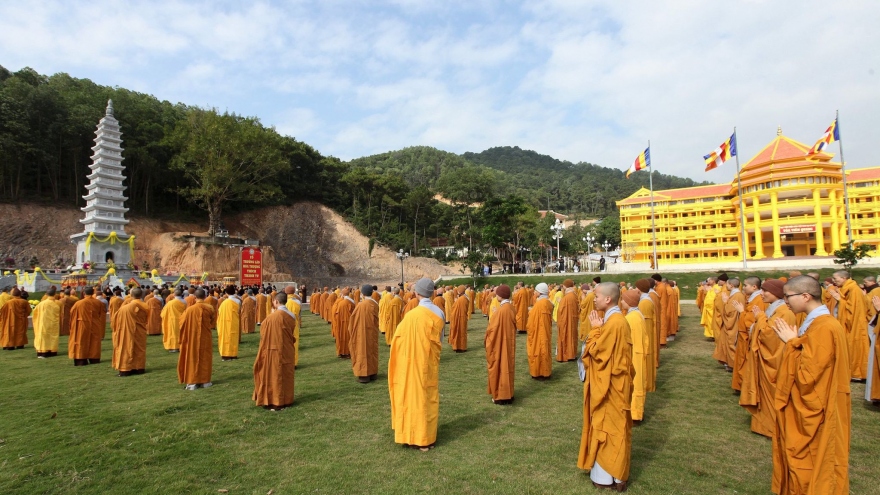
[444,266,880,300]
[1,306,878,494]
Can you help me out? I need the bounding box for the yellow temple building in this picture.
[617,132,880,265]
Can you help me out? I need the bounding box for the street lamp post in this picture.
[396,249,409,286]
[550,218,565,273]
[583,233,594,272]
[603,241,610,257]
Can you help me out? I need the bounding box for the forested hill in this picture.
[463,146,711,216]
[349,145,711,219]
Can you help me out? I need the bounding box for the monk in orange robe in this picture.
[526,283,553,379]
[185,287,197,307]
[177,289,216,390]
[578,282,597,342]
[771,275,850,495]
[731,277,766,391]
[68,287,108,365]
[349,285,380,383]
[59,288,78,337]
[145,290,163,336]
[512,282,529,333]
[867,294,880,404]
[578,283,633,491]
[652,275,670,344]
[0,288,31,350]
[485,284,516,404]
[712,274,730,351]
[402,291,419,317]
[737,279,795,437]
[112,288,149,376]
[108,290,123,330]
[829,270,869,380]
[556,279,579,362]
[388,278,444,450]
[324,290,338,325]
[332,288,355,357]
[256,289,267,324]
[253,293,297,410]
[448,286,470,352]
[432,288,445,310]
[714,278,742,369]
[240,290,257,334]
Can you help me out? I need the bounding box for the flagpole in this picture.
[836,110,852,242]
[734,127,748,269]
[648,140,657,269]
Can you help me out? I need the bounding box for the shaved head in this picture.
[595,282,620,304]
[833,270,851,280]
[784,275,822,300]
[728,278,741,288]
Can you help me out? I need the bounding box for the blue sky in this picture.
[1,0,878,182]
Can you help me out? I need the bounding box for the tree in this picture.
[833,241,872,271]
[169,109,288,234]
[479,195,534,262]
[404,185,435,254]
[436,165,494,250]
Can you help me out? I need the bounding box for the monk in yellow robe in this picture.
[578,282,597,342]
[512,282,529,333]
[112,288,148,376]
[33,293,61,358]
[388,278,444,450]
[448,286,470,352]
[737,279,795,437]
[145,290,163,336]
[68,287,107,365]
[442,287,454,324]
[177,289,215,389]
[701,278,718,338]
[556,279,579,362]
[349,285,380,383]
[60,288,78,336]
[829,270,869,380]
[485,284,516,404]
[0,288,31,350]
[217,287,242,360]
[284,288,302,366]
[488,294,500,320]
[526,283,553,379]
[621,289,648,421]
[383,288,404,345]
[771,275,850,495]
[332,288,356,358]
[253,293,297,410]
[378,288,391,335]
[635,279,657,391]
[256,289,267,324]
[551,286,563,322]
[578,283,633,491]
[732,277,766,391]
[161,289,187,352]
[240,290,257,334]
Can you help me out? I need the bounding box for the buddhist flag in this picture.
[703,134,737,172]
[626,147,650,178]
[807,118,839,155]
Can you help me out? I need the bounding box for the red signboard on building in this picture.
[240,247,263,286]
[779,225,816,234]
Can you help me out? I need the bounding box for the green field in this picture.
[1,306,878,494]
[443,266,880,300]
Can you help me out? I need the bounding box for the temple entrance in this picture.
[781,246,795,257]
[105,251,115,263]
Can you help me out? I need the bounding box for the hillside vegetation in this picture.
[0,65,707,273]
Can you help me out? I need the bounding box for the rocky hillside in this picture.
[0,202,459,287]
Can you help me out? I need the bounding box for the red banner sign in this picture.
[240,247,263,286]
[779,225,816,234]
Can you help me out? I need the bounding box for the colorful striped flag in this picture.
[703,134,737,172]
[626,147,650,178]
[806,118,839,155]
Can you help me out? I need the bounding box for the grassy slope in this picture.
[0,306,877,494]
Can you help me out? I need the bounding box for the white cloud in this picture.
[1,0,878,182]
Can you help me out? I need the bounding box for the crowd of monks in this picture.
[697,269,879,494]
[0,283,301,410]
[3,266,876,493]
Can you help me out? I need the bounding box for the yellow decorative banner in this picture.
[83,231,136,260]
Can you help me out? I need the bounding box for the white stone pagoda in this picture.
[70,99,133,269]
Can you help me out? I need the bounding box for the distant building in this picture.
[617,132,880,264]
